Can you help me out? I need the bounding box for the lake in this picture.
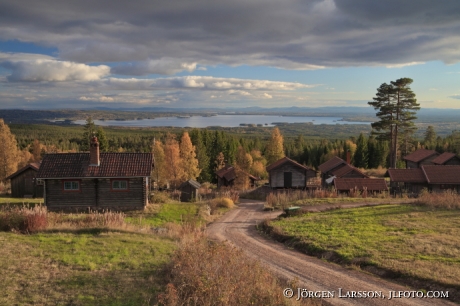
[73,115,371,128]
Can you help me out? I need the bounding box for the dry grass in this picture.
[415,189,460,209]
[266,189,338,209]
[359,166,387,178]
[158,232,317,306]
[0,206,131,233]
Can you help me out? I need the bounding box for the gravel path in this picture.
[206,199,454,306]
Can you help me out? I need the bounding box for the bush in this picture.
[415,189,460,209]
[150,191,174,204]
[0,206,48,233]
[211,197,234,209]
[158,236,293,306]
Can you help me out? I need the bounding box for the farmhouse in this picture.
[37,136,153,211]
[178,179,201,202]
[334,178,388,194]
[6,162,43,198]
[403,149,439,168]
[266,157,318,189]
[216,165,259,188]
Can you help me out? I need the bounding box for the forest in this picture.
[2,115,460,188]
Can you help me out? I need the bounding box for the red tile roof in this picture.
[432,152,458,165]
[266,156,313,172]
[318,156,347,173]
[6,162,40,180]
[37,153,153,178]
[403,149,438,163]
[334,178,388,192]
[421,165,460,184]
[331,164,368,178]
[385,168,426,183]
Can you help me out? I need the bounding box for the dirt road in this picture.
[206,200,454,306]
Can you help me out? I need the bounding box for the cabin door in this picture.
[284,172,292,188]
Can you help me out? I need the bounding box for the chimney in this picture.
[90,136,100,166]
[346,150,351,164]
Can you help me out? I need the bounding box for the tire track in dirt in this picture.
[206,200,454,306]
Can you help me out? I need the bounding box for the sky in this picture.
[0,0,459,110]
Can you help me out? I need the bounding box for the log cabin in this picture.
[266,157,318,189]
[6,162,43,198]
[403,149,439,168]
[37,136,153,211]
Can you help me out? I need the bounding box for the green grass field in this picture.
[266,204,460,292]
[0,231,176,306]
[126,203,205,227]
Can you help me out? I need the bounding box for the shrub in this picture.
[211,197,234,209]
[0,206,48,233]
[158,236,293,306]
[150,191,174,204]
[415,189,460,210]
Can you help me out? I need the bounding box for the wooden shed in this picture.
[179,179,201,202]
[334,178,388,194]
[37,137,153,211]
[422,165,460,193]
[318,156,348,187]
[216,165,259,188]
[6,163,43,198]
[403,149,439,168]
[385,168,427,195]
[432,152,460,165]
[266,157,318,189]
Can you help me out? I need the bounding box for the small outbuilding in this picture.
[334,178,388,194]
[266,157,318,189]
[6,162,43,198]
[422,165,460,193]
[403,149,439,168]
[432,152,460,166]
[216,165,259,188]
[178,179,201,202]
[385,168,427,195]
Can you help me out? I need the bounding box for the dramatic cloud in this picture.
[0,0,459,68]
[1,58,110,82]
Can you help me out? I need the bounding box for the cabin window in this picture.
[63,181,80,191]
[111,179,129,191]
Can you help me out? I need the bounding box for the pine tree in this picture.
[96,127,109,152]
[180,132,201,181]
[82,116,97,151]
[0,119,19,182]
[265,127,285,165]
[353,133,368,168]
[368,78,420,168]
[189,129,211,182]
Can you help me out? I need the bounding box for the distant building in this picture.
[403,149,439,168]
[266,157,318,189]
[334,178,388,194]
[6,163,43,198]
[179,179,201,202]
[216,165,259,188]
[37,136,153,211]
[432,152,460,166]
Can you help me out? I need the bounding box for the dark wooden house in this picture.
[179,179,201,202]
[432,152,460,165]
[422,165,460,193]
[216,165,259,188]
[37,136,153,211]
[385,168,427,195]
[6,163,43,198]
[330,164,368,179]
[404,149,439,168]
[266,157,318,189]
[318,156,348,187]
[334,178,388,194]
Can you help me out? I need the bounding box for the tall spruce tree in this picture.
[353,133,368,168]
[368,78,420,168]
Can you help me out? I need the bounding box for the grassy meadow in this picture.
[263,204,460,297]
